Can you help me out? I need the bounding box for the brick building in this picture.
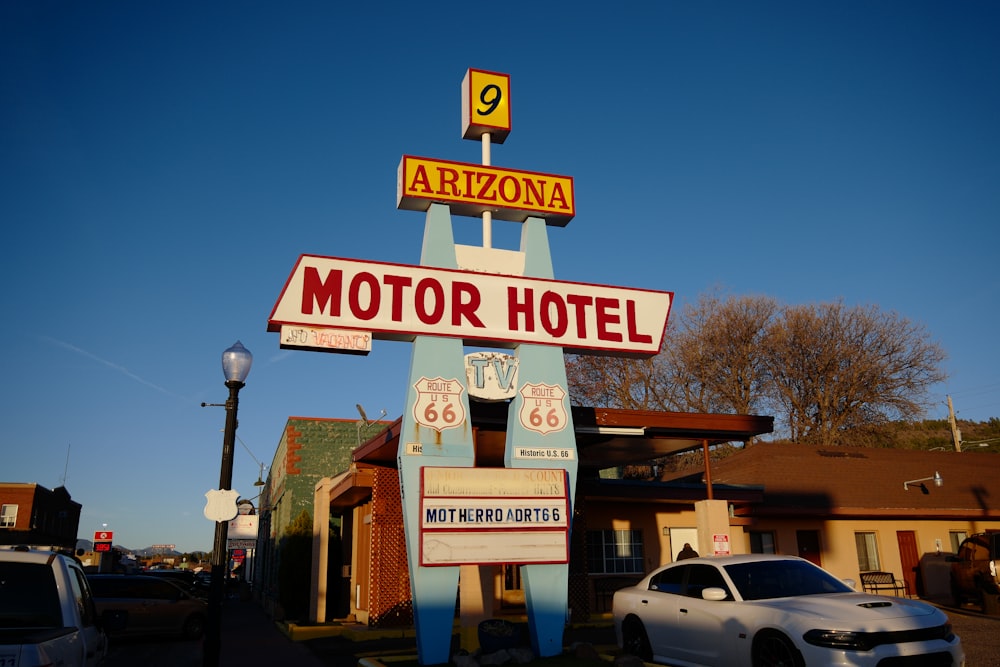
[0,482,82,550]
[253,416,388,614]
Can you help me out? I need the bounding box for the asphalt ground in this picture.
[102,597,999,666]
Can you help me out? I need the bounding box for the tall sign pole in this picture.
[268,69,673,666]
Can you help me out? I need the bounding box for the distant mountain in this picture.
[75,539,205,557]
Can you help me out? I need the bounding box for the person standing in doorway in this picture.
[677,543,699,560]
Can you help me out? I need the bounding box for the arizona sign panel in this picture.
[268,255,672,357]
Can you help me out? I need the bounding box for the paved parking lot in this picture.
[103,599,1000,667]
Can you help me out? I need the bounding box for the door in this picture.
[501,564,525,608]
[796,530,822,566]
[674,563,733,665]
[897,531,919,596]
[670,528,699,562]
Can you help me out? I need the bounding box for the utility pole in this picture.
[947,395,962,452]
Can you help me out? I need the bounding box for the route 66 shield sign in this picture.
[412,376,466,432]
[518,382,568,435]
[204,489,240,522]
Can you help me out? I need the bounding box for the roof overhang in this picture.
[353,402,774,470]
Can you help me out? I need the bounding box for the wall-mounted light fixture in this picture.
[903,471,943,493]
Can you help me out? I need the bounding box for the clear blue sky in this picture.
[2,2,998,553]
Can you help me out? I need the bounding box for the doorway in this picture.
[796,530,822,566]
[896,531,919,596]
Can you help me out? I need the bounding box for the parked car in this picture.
[144,568,205,599]
[0,548,118,666]
[613,554,963,666]
[87,574,207,640]
[949,532,1000,611]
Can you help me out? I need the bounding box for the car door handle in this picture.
[640,599,648,605]
[679,608,688,614]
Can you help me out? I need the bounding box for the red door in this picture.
[796,530,822,567]
[897,531,919,596]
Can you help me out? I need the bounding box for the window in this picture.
[855,531,881,572]
[649,564,685,594]
[586,529,644,574]
[685,564,732,599]
[749,531,776,554]
[949,531,967,554]
[0,504,16,528]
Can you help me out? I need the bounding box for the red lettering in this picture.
[548,182,569,210]
[349,272,380,320]
[415,278,445,324]
[507,287,535,332]
[383,274,412,322]
[476,172,497,200]
[523,178,544,206]
[407,164,432,194]
[595,297,622,342]
[626,299,653,344]
[301,267,342,316]
[436,167,460,196]
[498,175,521,203]
[452,282,484,327]
[539,291,568,337]
[566,294,593,338]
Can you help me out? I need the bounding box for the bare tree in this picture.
[565,292,947,446]
[661,293,779,414]
[565,353,670,410]
[761,301,947,445]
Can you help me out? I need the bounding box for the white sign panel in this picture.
[465,351,518,401]
[419,467,570,566]
[422,467,567,498]
[279,325,372,354]
[422,530,568,565]
[512,446,576,462]
[227,514,259,539]
[268,255,672,357]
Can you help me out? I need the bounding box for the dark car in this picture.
[949,532,1000,612]
[87,574,207,639]
[144,568,205,598]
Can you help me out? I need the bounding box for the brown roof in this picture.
[698,443,1000,520]
[353,402,774,470]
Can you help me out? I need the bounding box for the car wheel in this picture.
[621,617,653,662]
[752,631,804,667]
[183,614,206,640]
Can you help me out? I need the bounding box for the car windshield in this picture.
[723,559,854,600]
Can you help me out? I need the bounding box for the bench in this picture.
[860,571,906,596]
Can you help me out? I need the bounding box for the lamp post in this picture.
[204,341,252,667]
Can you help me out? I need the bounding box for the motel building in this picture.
[252,409,1000,634]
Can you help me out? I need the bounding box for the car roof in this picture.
[0,548,69,565]
[666,554,807,566]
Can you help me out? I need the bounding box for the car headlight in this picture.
[803,624,955,652]
[803,629,874,651]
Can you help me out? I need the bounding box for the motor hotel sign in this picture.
[268,254,672,357]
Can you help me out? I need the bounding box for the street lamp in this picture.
[204,341,252,667]
[903,471,943,493]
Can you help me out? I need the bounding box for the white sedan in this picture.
[612,554,964,666]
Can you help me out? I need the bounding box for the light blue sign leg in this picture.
[505,217,578,657]
[398,204,475,665]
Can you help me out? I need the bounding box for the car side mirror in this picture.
[701,587,728,601]
[842,578,857,590]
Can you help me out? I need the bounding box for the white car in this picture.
[612,554,964,666]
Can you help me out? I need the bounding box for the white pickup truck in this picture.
[0,548,114,667]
